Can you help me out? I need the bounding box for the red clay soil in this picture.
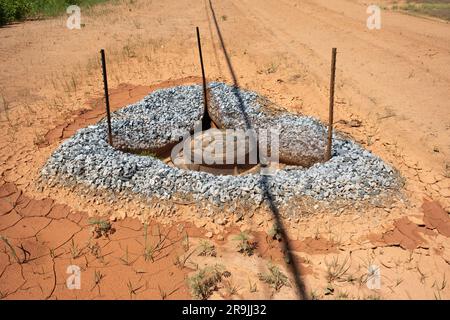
[289,237,339,255]
[422,199,450,237]
[368,200,450,250]
[0,179,200,299]
[2,178,307,300]
[368,217,430,250]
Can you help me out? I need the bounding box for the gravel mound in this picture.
[208,82,326,166]
[111,85,204,150]
[41,83,401,209]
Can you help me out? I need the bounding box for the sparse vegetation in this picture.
[0,0,113,26]
[223,279,239,297]
[336,290,349,300]
[143,242,156,262]
[248,278,258,293]
[432,273,447,293]
[143,223,155,262]
[258,263,290,291]
[268,223,282,241]
[70,239,82,259]
[123,44,137,58]
[158,284,167,300]
[181,232,190,252]
[392,1,450,21]
[49,248,56,259]
[310,289,320,300]
[434,290,442,300]
[88,241,104,262]
[173,250,195,269]
[345,273,358,285]
[127,280,142,299]
[89,218,115,238]
[91,270,104,293]
[197,240,216,257]
[394,277,404,287]
[120,245,130,265]
[314,227,321,240]
[33,133,46,146]
[263,61,279,74]
[187,264,225,300]
[417,266,428,284]
[1,235,30,264]
[0,235,20,263]
[142,224,167,262]
[325,256,351,283]
[324,284,335,296]
[233,232,257,256]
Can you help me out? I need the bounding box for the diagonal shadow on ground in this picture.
[207,0,309,300]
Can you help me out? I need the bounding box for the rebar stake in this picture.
[100,49,113,147]
[325,48,337,161]
[196,27,208,116]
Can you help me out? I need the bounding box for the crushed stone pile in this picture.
[41,83,401,209]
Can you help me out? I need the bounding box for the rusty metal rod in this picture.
[325,48,337,161]
[196,27,208,113]
[100,49,113,147]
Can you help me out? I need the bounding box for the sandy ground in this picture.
[0,0,449,299]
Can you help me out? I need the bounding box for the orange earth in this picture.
[0,0,449,300]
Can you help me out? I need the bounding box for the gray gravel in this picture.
[41,83,401,209]
[111,85,204,150]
